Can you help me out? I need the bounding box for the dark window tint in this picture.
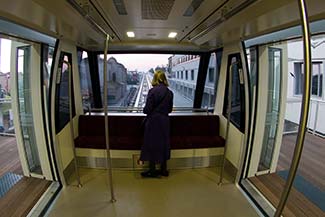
[223,53,245,132]
[246,47,258,109]
[77,50,94,111]
[55,52,75,132]
[191,70,194,80]
[185,70,188,80]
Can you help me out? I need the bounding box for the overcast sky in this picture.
[0,39,11,73]
[105,54,172,72]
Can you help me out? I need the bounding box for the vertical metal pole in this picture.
[103,34,116,203]
[219,63,234,185]
[66,60,82,188]
[274,0,311,215]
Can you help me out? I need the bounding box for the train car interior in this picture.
[0,0,324,216]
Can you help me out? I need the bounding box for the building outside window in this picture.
[185,70,188,80]
[294,62,303,95]
[294,62,323,97]
[312,63,323,97]
[191,69,194,80]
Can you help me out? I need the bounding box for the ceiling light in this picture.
[168,32,177,38]
[127,31,135,38]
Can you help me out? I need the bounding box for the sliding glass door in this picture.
[16,46,42,174]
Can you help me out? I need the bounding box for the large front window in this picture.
[95,53,221,110]
[97,54,203,108]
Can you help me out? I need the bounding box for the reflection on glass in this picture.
[223,54,245,132]
[56,53,75,132]
[78,51,94,111]
[17,46,42,174]
[42,45,54,100]
[258,48,282,171]
[202,50,223,109]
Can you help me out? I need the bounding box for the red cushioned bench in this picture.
[74,114,225,150]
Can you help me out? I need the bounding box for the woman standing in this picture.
[140,70,173,178]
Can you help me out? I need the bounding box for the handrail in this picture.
[274,0,311,215]
[87,107,213,113]
[103,34,116,203]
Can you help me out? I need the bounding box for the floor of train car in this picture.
[48,168,259,217]
[0,136,52,217]
[249,132,325,217]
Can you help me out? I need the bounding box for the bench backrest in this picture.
[78,115,143,137]
[78,114,220,138]
[170,115,220,136]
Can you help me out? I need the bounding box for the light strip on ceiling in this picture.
[127,31,135,37]
[168,32,177,38]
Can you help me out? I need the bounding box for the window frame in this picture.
[293,61,324,99]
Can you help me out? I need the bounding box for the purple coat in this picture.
[140,84,173,163]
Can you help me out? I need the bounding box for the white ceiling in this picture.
[0,0,324,51]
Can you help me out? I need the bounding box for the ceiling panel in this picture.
[141,0,175,20]
[92,0,225,41]
[0,0,324,51]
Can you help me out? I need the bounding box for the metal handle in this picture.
[274,0,311,215]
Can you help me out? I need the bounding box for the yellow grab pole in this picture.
[274,0,311,215]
